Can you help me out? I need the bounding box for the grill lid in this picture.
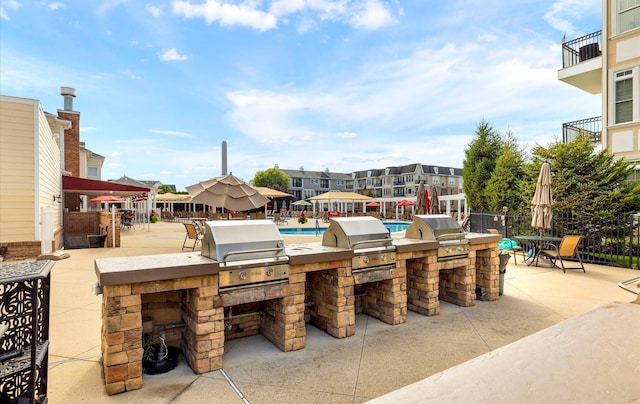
[322,217,392,250]
[405,214,466,241]
[201,220,287,263]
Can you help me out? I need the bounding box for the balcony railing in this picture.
[562,116,602,144]
[562,30,602,69]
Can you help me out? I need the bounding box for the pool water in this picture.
[278,222,410,235]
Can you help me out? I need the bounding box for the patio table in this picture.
[514,235,563,267]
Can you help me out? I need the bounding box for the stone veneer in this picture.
[304,256,407,338]
[101,270,306,395]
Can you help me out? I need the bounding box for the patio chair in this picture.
[182,222,203,251]
[274,213,287,225]
[539,235,585,273]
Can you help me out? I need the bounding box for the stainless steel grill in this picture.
[201,220,290,291]
[322,217,396,271]
[405,214,469,260]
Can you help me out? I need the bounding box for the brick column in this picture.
[260,273,306,352]
[101,285,143,395]
[439,257,475,307]
[306,267,356,338]
[407,253,440,316]
[474,246,499,301]
[359,270,407,325]
[182,280,225,373]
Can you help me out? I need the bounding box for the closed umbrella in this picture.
[531,161,553,232]
[429,186,440,214]
[415,181,427,215]
[186,174,269,212]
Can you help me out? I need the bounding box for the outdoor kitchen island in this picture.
[94,219,500,395]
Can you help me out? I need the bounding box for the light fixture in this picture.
[53,194,62,203]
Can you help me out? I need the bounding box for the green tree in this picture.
[253,167,290,191]
[529,134,640,218]
[462,120,503,211]
[486,130,527,212]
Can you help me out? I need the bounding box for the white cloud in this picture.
[81,126,97,133]
[48,2,66,11]
[107,162,121,168]
[172,0,277,31]
[149,129,190,137]
[160,48,188,61]
[96,0,130,15]
[349,0,396,31]
[110,151,121,157]
[146,3,161,17]
[336,131,357,139]
[543,0,599,36]
[1,0,21,20]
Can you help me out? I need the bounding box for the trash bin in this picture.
[498,252,510,296]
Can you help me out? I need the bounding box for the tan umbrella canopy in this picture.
[429,185,441,214]
[531,161,553,233]
[186,174,269,212]
[292,200,312,206]
[156,192,190,202]
[89,195,124,203]
[309,191,372,201]
[415,181,427,215]
[254,187,291,198]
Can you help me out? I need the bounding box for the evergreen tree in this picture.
[486,130,527,212]
[462,120,503,211]
[530,134,640,218]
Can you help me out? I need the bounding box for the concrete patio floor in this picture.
[41,220,639,403]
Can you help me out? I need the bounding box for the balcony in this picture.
[562,116,602,144]
[558,30,602,94]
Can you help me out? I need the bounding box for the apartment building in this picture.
[280,166,354,200]
[558,0,640,179]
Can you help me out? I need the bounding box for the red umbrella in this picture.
[395,199,415,207]
[366,202,381,207]
[90,195,124,203]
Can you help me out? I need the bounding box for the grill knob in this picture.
[381,254,386,261]
[363,256,369,264]
[239,271,247,280]
[265,267,273,276]
[444,247,451,253]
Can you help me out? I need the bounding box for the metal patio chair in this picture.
[182,222,203,251]
[539,235,585,273]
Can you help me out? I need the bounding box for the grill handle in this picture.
[222,247,285,263]
[351,238,393,249]
[435,233,468,241]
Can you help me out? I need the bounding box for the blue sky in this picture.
[1,0,602,191]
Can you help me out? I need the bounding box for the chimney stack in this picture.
[221,140,228,175]
[60,86,77,111]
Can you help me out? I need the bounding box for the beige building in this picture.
[558,0,640,179]
[0,95,69,257]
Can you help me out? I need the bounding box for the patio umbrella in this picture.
[90,195,124,203]
[531,161,553,233]
[292,200,312,207]
[186,174,269,212]
[415,181,427,215]
[429,186,440,214]
[395,199,415,207]
[273,200,278,214]
[366,202,381,207]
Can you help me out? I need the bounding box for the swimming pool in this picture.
[278,222,410,235]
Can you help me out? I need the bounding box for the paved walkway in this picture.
[41,221,639,403]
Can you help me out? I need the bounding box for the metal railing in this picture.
[562,116,602,144]
[562,30,602,69]
[469,211,640,269]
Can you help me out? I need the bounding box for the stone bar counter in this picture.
[94,232,500,395]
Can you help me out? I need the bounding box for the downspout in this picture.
[601,0,608,148]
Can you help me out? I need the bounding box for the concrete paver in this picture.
[33,220,639,403]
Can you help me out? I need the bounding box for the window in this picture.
[320,179,329,188]
[292,178,302,187]
[615,70,634,124]
[619,0,640,33]
[87,166,98,178]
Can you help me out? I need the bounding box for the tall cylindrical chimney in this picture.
[60,86,77,111]
[221,140,228,175]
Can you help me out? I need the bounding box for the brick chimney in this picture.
[57,87,80,177]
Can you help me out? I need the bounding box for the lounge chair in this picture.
[182,222,203,251]
[539,235,585,273]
